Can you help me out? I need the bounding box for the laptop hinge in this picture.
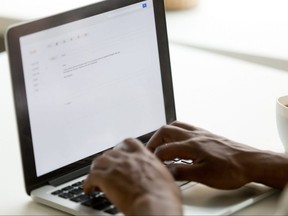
[48,165,90,187]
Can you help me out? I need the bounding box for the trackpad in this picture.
[180,182,274,215]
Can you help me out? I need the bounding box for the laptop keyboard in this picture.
[51,180,118,215]
[51,158,193,215]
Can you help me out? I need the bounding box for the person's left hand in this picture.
[146,121,259,189]
[84,138,182,216]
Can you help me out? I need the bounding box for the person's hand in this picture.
[147,121,278,189]
[84,138,182,215]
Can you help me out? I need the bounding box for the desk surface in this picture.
[1,42,288,215]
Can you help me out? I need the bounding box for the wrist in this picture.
[242,150,288,189]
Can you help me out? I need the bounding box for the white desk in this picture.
[1,42,288,215]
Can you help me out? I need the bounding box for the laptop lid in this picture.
[6,0,175,195]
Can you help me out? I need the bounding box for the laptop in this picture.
[5,0,275,215]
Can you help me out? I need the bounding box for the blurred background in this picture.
[1,0,288,70]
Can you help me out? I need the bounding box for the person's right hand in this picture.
[147,121,285,189]
[84,138,182,215]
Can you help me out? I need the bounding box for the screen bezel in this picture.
[6,0,176,195]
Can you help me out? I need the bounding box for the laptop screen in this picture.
[19,0,166,177]
[7,0,175,193]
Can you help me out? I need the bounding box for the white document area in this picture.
[20,1,166,176]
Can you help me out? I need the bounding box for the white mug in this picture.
[276,95,288,153]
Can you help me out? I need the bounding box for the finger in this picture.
[114,138,145,153]
[154,141,199,161]
[147,125,192,152]
[90,151,121,170]
[83,170,105,195]
[170,121,199,131]
[168,164,243,189]
[168,163,208,183]
[90,156,110,171]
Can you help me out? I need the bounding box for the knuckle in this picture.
[170,120,180,126]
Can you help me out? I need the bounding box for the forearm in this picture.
[242,150,288,189]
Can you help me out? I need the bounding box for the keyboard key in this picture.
[51,181,116,214]
[70,188,83,195]
[72,181,83,187]
[164,158,193,165]
[62,185,74,191]
[82,195,112,210]
[93,200,111,210]
[70,194,90,203]
[81,196,103,207]
[180,159,193,164]
[59,192,75,199]
[105,206,118,214]
[51,190,63,195]
[163,160,174,165]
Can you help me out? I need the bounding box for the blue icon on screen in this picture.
[142,3,147,8]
